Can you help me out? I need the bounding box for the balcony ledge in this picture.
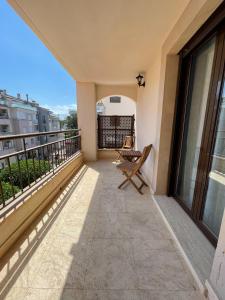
[0,152,83,258]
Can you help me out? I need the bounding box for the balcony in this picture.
[0,159,203,299]
[3,1,225,299]
[0,114,9,120]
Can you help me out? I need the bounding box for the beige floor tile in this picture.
[131,238,175,252]
[93,213,130,238]
[31,238,92,289]
[4,287,86,300]
[1,160,203,300]
[85,289,141,300]
[84,239,138,289]
[123,212,171,240]
[138,290,204,300]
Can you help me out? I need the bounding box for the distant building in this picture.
[0,92,15,159]
[48,112,61,143]
[0,90,62,157]
[37,106,50,144]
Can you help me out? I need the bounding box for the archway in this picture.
[96,95,136,150]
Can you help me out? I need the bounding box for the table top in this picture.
[119,150,142,157]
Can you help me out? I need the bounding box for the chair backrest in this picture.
[134,144,152,173]
[123,136,135,149]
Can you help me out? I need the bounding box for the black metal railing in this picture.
[0,129,81,210]
[97,115,135,149]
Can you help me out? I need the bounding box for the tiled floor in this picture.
[0,160,204,299]
[155,195,215,285]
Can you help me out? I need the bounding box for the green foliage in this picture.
[0,159,51,189]
[65,110,78,129]
[0,182,20,204]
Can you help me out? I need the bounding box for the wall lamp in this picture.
[136,73,145,87]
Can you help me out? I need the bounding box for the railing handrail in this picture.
[0,134,81,160]
[0,128,82,209]
[0,128,81,141]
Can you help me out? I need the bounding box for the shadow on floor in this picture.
[0,165,88,299]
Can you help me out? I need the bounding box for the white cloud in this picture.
[42,104,77,117]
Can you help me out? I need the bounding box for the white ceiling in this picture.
[9,0,190,84]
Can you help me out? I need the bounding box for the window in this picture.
[0,125,9,133]
[3,141,13,150]
[110,96,121,103]
[0,109,8,119]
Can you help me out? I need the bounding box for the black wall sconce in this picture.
[136,73,145,87]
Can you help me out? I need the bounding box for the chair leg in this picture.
[136,173,148,186]
[118,177,129,189]
[129,177,143,195]
[118,172,144,195]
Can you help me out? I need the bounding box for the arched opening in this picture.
[96,95,136,150]
[96,95,136,116]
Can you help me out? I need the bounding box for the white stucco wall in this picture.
[136,55,161,190]
[136,0,222,194]
[97,96,136,116]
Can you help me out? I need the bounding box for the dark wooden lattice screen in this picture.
[97,115,135,149]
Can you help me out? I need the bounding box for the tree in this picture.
[65,110,78,129]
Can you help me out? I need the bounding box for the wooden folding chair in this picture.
[116,135,135,161]
[117,144,152,194]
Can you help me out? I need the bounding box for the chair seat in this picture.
[117,161,137,172]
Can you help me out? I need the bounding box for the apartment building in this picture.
[48,112,61,143]
[0,90,61,150]
[11,97,39,150]
[0,93,14,160]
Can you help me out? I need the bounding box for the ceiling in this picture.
[8,0,190,84]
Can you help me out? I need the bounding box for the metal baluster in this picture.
[63,139,66,162]
[47,145,51,172]
[32,149,37,183]
[6,157,15,200]
[16,154,23,192]
[42,146,47,174]
[72,137,75,154]
[69,137,71,158]
[51,144,54,174]
[54,143,58,167]
[65,139,67,160]
[37,148,42,178]
[23,138,31,187]
[60,140,63,164]
[0,176,5,207]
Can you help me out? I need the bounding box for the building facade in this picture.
[0,90,61,152]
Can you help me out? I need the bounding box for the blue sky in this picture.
[0,0,76,117]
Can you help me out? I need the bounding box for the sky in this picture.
[0,0,76,118]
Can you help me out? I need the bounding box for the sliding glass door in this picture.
[202,82,225,237]
[170,4,225,245]
[177,38,216,209]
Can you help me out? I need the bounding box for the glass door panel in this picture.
[177,38,216,209]
[202,82,225,237]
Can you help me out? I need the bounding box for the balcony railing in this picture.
[0,129,81,210]
[0,114,9,119]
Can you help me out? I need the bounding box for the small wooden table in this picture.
[119,150,142,162]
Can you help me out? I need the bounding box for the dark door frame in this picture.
[168,2,225,246]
